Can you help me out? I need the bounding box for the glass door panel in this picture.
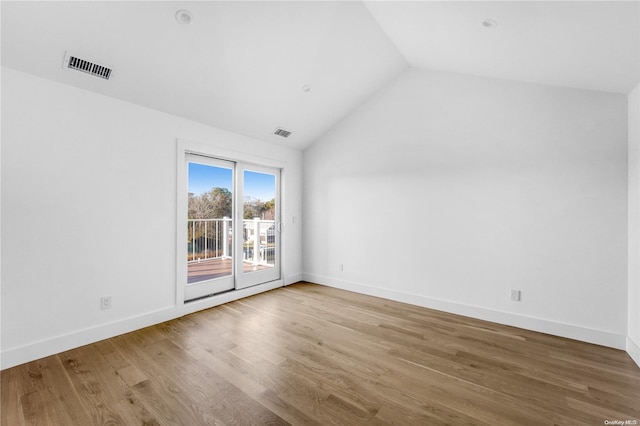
[185,155,235,301]
[236,165,280,289]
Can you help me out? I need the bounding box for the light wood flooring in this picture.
[2,282,639,425]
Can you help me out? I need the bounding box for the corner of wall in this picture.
[285,273,303,285]
[1,65,3,372]
[628,83,640,368]
[628,337,640,367]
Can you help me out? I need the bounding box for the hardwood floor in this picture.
[2,282,639,425]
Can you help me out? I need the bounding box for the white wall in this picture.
[628,84,640,366]
[1,67,303,368]
[1,65,3,371]
[303,68,628,348]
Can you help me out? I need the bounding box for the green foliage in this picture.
[243,198,275,220]
[188,187,232,219]
[188,187,275,220]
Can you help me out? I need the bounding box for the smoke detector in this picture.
[175,10,193,25]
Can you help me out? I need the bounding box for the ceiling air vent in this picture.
[65,54,112,80]
[273,127,292,138]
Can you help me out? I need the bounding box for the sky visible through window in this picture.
[188,163,275,201]
[243,170,275,202]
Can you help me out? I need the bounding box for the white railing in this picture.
[187,217,232,262]
[187,217,275,266]
[242,218,275,266]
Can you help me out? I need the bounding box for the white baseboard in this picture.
[303,273,627,351]
[1,280,284,370]
[5,275,632,370]
[627,337,640,368]
[285,272,303,285]
[1,306,177,370]
[179,279,283,316]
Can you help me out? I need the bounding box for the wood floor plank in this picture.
[2,282,639,425]
[0,368,23,426]
[374,401,489,426]
[254,389,323,426]
[148,338,290,426]
[111,335,217,426]
[59,347,130,425]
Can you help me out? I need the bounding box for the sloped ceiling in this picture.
[364,1,640,95]
[1,1,407,149]
[2,1,639,150]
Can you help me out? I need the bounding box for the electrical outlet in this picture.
[510,290,521,302]
[339,264,344,272]
[100,296,112,310]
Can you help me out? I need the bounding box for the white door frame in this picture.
[235,163,281,290]
[183,154,236,301]
[176,138,285,305]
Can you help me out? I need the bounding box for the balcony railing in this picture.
[187,217,232,262]
[187,217,275,266]
[242,218,275,266]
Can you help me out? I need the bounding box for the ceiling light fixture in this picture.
[482,18,498,28]
[175,9,193,25]
[302,84,312,93]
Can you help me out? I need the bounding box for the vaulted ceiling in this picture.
[2,1,638,150]
[365,1,639,94]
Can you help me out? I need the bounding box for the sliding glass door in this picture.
[184,154,280,301]
[236,165,281,290]
[185,155,235,301]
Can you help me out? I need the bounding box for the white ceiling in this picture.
[2,1,639,149]
[364,1,640,95]
[1,1,407,149]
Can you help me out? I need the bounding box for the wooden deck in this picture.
[188,257,271,284]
